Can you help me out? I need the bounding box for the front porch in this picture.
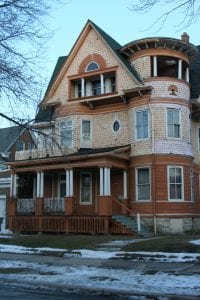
[9,146,135,234]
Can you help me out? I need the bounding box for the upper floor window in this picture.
[60,119,73,147]
[85,62,99,72]
[136,167,150,201]
[16,141,25,151]
[136,109,149,140]
[167,108,180,138]
[81,120,91,147]
[168,166,183,201]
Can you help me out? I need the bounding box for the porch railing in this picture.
[44,198,65,214]
[17,198,35,214]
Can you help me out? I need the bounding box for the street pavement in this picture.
[0,252,199,299]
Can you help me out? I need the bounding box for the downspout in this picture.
[148,95,157,236]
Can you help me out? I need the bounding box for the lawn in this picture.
[0,233,200,253]
[0,233,133,250]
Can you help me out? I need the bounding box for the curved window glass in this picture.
[113,120,120,132]
[86,62,99,72]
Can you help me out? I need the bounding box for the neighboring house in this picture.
[8,21,200,235]
[0,126,35,231]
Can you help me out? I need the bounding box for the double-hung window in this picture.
[136,167,150,201]
[60,119,73,147]
[167,108,180,138]
[81,120,91,147]
[136,110,149,140]
[168,166,183,201]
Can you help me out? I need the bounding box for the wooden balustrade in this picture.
[10,216,112,234]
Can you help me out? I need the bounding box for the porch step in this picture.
[112,215,153,238]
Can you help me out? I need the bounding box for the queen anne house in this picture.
[8,20,200,235]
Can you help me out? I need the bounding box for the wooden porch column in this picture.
[36,171,44,216]
[100,167,104,196]
[178,59,182,79]
[123,170,128,199]
[65,169,74,215]
[10,172,17,198]
[153,56,157,77]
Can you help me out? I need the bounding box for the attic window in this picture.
[85,62,99,72]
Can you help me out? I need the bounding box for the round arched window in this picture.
[85,62,99,72]
[113,120,120,132]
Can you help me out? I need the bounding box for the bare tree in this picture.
[129,0,200,30]
[0,0,62,125]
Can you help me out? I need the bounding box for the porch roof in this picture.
[9,145,130,172]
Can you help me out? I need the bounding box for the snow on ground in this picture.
[0,243,200,262]
[190,239,200,245]
[0,259,199,296]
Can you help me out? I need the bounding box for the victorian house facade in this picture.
[8,20,200,235]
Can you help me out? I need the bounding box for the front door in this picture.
[80,173,92,204]
[0,195,6,231]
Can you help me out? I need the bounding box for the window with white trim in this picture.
[60,119,73,147]
[168,166,183,201]
[167,108,180,138]
[81,120,91,147]
[136,167,150,201]
[136,109,149,140]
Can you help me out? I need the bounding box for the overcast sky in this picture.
[1,0,200,128]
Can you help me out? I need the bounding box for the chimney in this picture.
[181,32,189,43]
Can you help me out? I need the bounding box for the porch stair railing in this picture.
[112,197,153,238]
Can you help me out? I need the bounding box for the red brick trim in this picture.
[78,54,106,74]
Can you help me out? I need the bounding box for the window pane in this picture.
[60,120,72,147]
[86,62,99,72]
[176,184,182,199]
[143,111,148,125]
[137,127,143,139]
[167,110,173,124]
[175,168,182,183]
[143,125,148,138]
[174,125,180,138]
[169,168,175,183]
[168,124,173,137]
[138,185,150,200]
[170,184,176,199]
[136,111,142,126]
[82,120,90,134]
[174,110,180,123]
[138,169,149,184]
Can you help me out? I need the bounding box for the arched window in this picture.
[85,62,99,72]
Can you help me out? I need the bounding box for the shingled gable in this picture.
[42,20,143,103]
[0,126,25,154]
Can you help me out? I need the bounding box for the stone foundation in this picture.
[141,217,200,235]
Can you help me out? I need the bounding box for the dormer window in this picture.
[85,62,99,72]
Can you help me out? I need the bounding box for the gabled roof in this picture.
[43,20,143,101]
[88,20,142,84]
[44,56,67,98]
[0,126,25,153]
